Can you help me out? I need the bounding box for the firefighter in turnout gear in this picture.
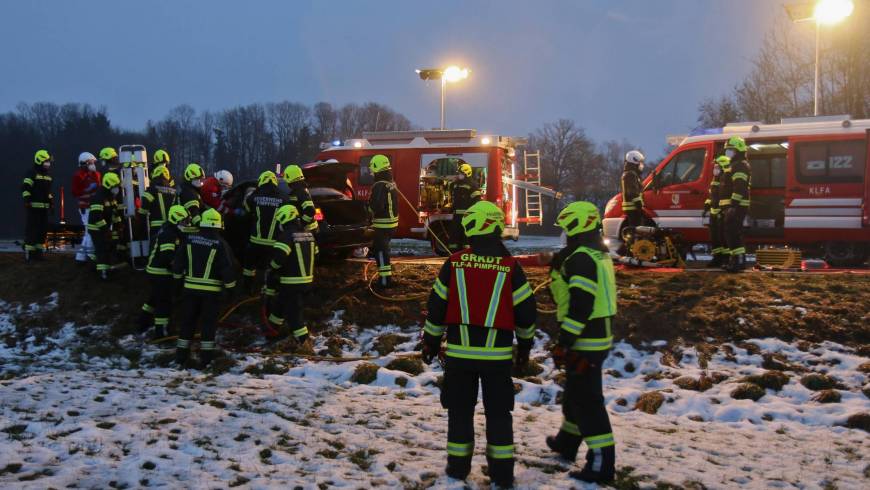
[21,150,54,262]
[139,205,189,339]
[421,200,537,488]
[265,204,316,343]
[367,155,399,288]
[448,163,482,252]
[722,136,751,272]
[620,150,645,229]
[282,165,318,232]
[99,147,120,176]
[152,149,170,171]
[172,208,237,368]
[546,201,617,484]
[138,164,178,239]
[705,156,730,267]
[180,163,206,229]
[87,173,123,279]
[242,171,287,293]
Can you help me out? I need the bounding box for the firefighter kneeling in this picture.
[421,200,537,488]
[265,204,315,343]
[173,208,237,368]
[546,201,617,483]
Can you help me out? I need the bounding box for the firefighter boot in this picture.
[138,310,153,334]
[707,253,725,268]
[546,434,579,461]
[151,325,167,341]
[175,347,190,366]
[445,456,471,481]
[569,446,615,484]
[726,254,746,273]
[200,349,217,369]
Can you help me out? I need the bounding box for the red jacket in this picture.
[444,250,517,331]
[200,176,229,213]
[71,168,102,210]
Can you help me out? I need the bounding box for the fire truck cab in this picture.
[315,129,523,253]
[602,116,870,266]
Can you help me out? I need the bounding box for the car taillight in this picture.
[314,208,323,221]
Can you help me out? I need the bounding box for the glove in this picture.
[515,345,530,368]
[552,345,567,370]
[421,341,438,364]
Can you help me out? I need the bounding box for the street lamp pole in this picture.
[441,77,447,130]
[416,65,470,130]
[814,21,821,116]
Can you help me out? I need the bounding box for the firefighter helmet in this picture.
[461,201,505,237]
[99,147,118,161]
[215,170,234,188]
[258,170,278,187]
[34,150,52,165]
[369,154,391,173]
[624,150,645,166]
[153,149,170,165]
[184,163,205,182]
[167,205,189,225]
[459,163,473,177]
[715,155,731,168]
[274,204,300,225]
[199,208,223,229]
[724,136,747,153]
[102,172,121,189]
[152,164,171,181]
[555,201,601,236]
[283,164,304,183]
[78,152,97,165]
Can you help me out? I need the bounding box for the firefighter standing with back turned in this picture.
[282,165,319,232]
[367,155,399,288]
[448,163,482,252]
[545,201,618,484]
[139,205,189,339]
[620,150,645,229]
[265,204,315,343]
[705,155,730,267]
[180,163,206,230]
[21,150,54,263]
[87,173,123,280]
[242,171,287,294]
[722,136,751,272]
[138,164,178,242]
[421,200,537,489]
[172,208,236,368]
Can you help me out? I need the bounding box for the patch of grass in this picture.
[2,424,27,436]
[812,389,841,404]
[229,476,250,487]
[351,362,379,384]
[394,376,408,388]
[385,357,424,376]
[673,375,713,392]
[0,463,22,475]
[243,360,288,377]
[316,448,339,459]
[800,373,838,391]
[349,448,377,470]
[96,421,116,430]
[742,371,790,391]
[635,392,664,414]
[208,400,227,409]
[141,461,156,470]
[731,383,765,401]
[611,466,651,490]
[513,359,545,378]
[373,334,410,356]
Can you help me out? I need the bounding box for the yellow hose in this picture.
[534,278,557,314]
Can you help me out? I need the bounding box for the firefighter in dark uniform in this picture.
[138,164,178,241]
[99,147,121,176]
[282,165,318,233]
[87,173,122,280]
[21,150,54,262]
[180,163,206,230]
[265,204,315,343]
[705,155,729,267]
[620,150,645,229]
[139,205,189,339]
[172,208,237,368]
[545,201,618,484]
[448,163,482,252]
[722,136,751,272]
[97,147,127,259]
[152,149,171,172]
[421,200,537,488]
[242,171,287,293]
[367,155,399,288]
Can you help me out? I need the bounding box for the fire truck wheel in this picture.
[823,241,868,267]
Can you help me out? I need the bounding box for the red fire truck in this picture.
[602,116,870,266]
[315,129,537,253]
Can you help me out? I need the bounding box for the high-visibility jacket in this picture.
[244,183,286,246]
[138,177,178,230]
[368,172,398,229]
[705,167,722,215]
[550,243,617,352]
[717,165,734,208]
[729,159,751,207]
[269,224,316,286]
[450,178,481,215]
[287,181,318,232]
[620,167,643,212]
[71,168,101,210]
[87,187,120,233]
[179,183,202,228]
[21,168,53,209]
[172,228,236,293]
[146,223,183,276]
[424,242,537,362]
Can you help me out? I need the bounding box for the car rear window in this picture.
[310,187,348,199]
[795,139,866,184]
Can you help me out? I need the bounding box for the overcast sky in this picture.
[0,0,786,156]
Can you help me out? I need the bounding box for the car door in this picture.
[644,144,710,241]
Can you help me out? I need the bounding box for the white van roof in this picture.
[675,116,870,147]
[323,129,526,151]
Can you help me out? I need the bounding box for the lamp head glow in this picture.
[481,137,491,145]
[814,0,854,24]
[353,141,363,149]
[332,140,341,147]
[443,66,470,83]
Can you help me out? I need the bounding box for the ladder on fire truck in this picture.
[522,151,542,225]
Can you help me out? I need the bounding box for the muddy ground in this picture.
[1,254,868,356]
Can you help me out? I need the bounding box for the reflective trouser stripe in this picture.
[585,432,615,449]
[447,441,472,457]
[515,324,536,340]
[292,326,309,338]
[561,419,581,436]
[268,313,284,325]
[242,268,256,277]
[141,303,154,314]
[571,336,613,351]
[177,338,191,348]
[487,444,514,460]
[445,344,512,361]
[423,320,445,336]
[731,247,746,254]
[378,265,392,277]
[201,341,216,351]
[154,317,169,326]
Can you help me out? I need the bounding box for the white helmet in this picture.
[78,152,97,165]
[215,170,234,188]
[624,150,645,166]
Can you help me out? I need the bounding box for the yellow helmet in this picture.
[459,163,472,177]
[199,208,223,229]
[153,149,170,165]
[369,154,391,173]
[555,201,601,236]
[152,164,171,181]
[275,204,300,225]
[258,170,278,187]
[102,172,121,189]
[184,163,205,182]
[34,149,52,165]
[461,200,504,237]
[715,155,731,168]
[167,205,189,225]
[283,164,304,183]
[724,136,747,153]
[99,147,118,161]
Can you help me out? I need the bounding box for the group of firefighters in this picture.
[621,135,751,271]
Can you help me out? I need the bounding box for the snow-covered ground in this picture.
[1,300,869,488]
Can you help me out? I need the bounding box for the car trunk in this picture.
[303,161,370,227]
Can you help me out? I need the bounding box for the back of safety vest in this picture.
[444,250,516,330]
